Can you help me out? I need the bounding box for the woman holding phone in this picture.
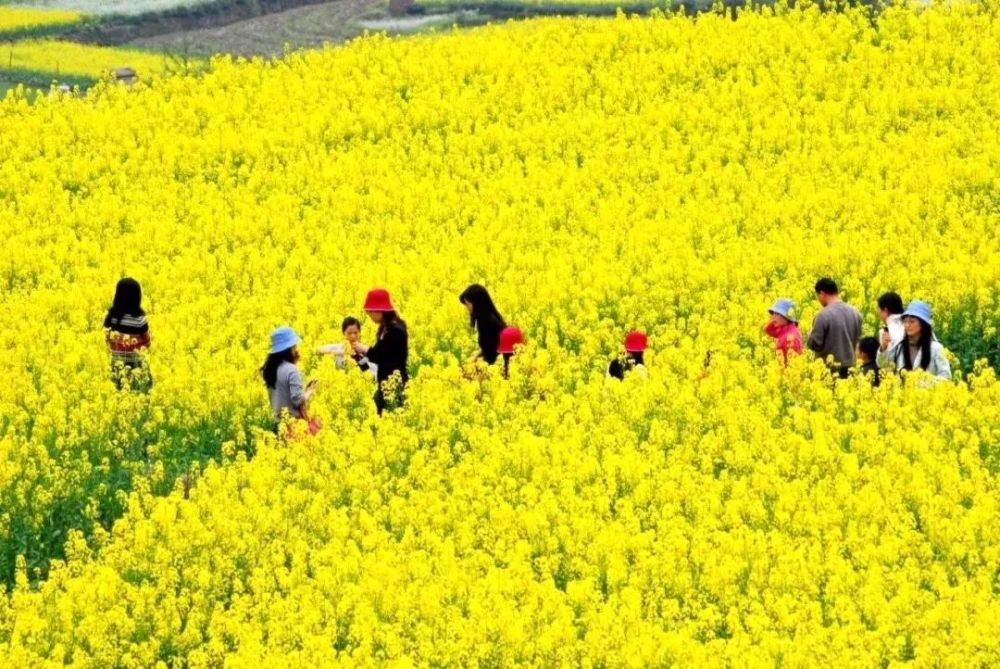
[262,325,318,431]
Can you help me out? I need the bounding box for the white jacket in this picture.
[881,340,952,380]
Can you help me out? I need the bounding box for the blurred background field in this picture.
[0,0,722,90]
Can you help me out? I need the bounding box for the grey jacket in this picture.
[807,301,863,368]
[269,361,306,421]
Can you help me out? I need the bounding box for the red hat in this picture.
[624,331,647,353]
[497,326,524,354]
[363,288,395,312]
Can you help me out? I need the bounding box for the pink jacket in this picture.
[765,321,803,365]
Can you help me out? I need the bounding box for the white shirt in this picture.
[884,314,905,350]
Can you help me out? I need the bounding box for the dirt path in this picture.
[128,0,386,57]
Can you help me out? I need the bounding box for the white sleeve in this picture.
[931,344,952,380]
[888,320,905,349]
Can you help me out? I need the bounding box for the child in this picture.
[319,316,377,378]
[497,326,524,379]
[262,326,318,432]
[352,289,409,415]
[104,277,152,391]
[764,298,803,365]
[857,336,881,387]
[607,331,648,380]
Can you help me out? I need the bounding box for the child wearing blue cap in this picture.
[878,301,952,380]
[764,298,803,365]
[261,326,318,431]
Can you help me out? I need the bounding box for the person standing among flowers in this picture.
[856,336,882,388]
[459,284,506,365]
[876,292,906,357]
[878,301,952,380]
[763,298,802,366]
[807,277,863,379]
[318,316,376,378]
[607,331,648,379]
[104,277,152,391]
[262,325,317,431]
[497,326,524,379]
[352,289,409,415]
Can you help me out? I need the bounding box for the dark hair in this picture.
[459,284,505,330]
[858,336,880,362]
[377,310,406,339]
[814,278,839,295]
[107,277,144,322]
[261,348,296,388]
[341,316,361,332]
[609,353,644,380]
[877,292,904,315]
[900,320,933,371]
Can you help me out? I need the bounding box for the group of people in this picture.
[256,284,540,428]
[764,277,953,385]
[102,275,954,433]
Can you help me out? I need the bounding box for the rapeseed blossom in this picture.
[0,40,195,80]
[0,7,83,35]
[1,4,1000,665]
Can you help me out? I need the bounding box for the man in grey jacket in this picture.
[807,277,863,379]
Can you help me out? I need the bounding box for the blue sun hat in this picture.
[901,300,932,326]
[768,298,798,324]
[269,325,301,354]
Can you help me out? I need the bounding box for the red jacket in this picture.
[765,321,803,364]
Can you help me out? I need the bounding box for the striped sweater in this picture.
[104,312,150,365]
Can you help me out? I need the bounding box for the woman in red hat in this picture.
[497,326,524,379]
[607,331,647,380]
[352,288,409,414]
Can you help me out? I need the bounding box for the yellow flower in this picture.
[1,4,1000,666]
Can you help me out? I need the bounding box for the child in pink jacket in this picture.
[764,298,803,365]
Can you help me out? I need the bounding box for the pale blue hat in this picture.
[269,326,301,354]
[901,300,932,326]
[768,298,798,324]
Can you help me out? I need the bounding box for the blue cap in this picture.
[269,325,301,354]
[768,298,798,324]
[901,300,932,326]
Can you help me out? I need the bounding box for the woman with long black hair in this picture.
[352,289,409,415]
[262,326,317,431]
[880,301,952,380]
[459,283,506,365]
[104,277,152,391]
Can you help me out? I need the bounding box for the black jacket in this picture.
[476,314,505,365]
[861,361,881,388]
[367,321,409,384]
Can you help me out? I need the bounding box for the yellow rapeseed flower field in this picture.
[0,39,190,80]
[0,7,83,35]
[2,3,1000,665]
